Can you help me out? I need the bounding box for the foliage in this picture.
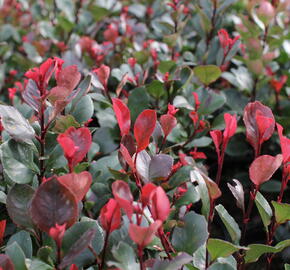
[0,0,289,270]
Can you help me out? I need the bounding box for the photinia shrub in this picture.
[0,0,289,270]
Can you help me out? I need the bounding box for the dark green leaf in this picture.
[6,184,35,229]
[5,242,27,270]
[255,192,272,231]
[128,87,149,122]
[152,252,193,270]
[59,227,97,269]
[7,231,32,258]
[172,211,208,254]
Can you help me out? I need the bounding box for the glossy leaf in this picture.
[172,211,208,254]
[134,109,157,152]
[249,155,283,186]
[112,98,131,136]
[0,140,37,184]
[0,105,35,143]
[215,204,241,244]
[6,184,35,229]
[57,171,92,201]
[227,179,245,213]
[255,192,272,230]
[30,177,78,232]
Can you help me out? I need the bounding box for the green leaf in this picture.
[255,192,272,231]
[108,241,139,270]
[90,5,110,21]
[59,227,97,269]
[152,252,193,270]
[272,201,290,224]
[23,43,42,63]
[53,115,80,133]
[147,80,165,98]
[6,184,35,229]
[71,95,94,123]
[158,60,177,74]
[27,259,54,270]
[7,231,32,258]
[193,65,221,85]
[245,239,290,263]
[215,204,241,244]
[175,184,200,207]
[169,166,192,188]
[71,75,92,109]
[0,140,37,184]
[56,0,75,22]
[172,211,208,254]
[5,242,27,270]
[62,220,104,255]
[128,87,149,122]
[93,127,118,155]
[207,239,240,262]
[0,105,35,143]
[36,246,54,266]
[197,89,226,115]
[285,264,290,270]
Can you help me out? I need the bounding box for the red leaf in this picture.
[150,187,170,222]
[57,127,92,170]
[93,65,110,89]
[223,113,237,142]
[56,65,81,91]
[119,144,135,171]
[30,177,78,233]
[112,180,134,220]
[277,123,290,164]
[218,29,230,50]
[141,183,157,206]
[210,130,222,159]
[249,154,283,187]
[243,101,275,157]
[58,171,92,201]
[48,223,66,248]
[69,264,78,270]
[99,198,121,232]
[134,110,157,152]
[0,254,14,270]
[129,220,161,247]
[112,98,131,136]
[0,220,6,246]
[256,111,275,145]
[160,114,177,138]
